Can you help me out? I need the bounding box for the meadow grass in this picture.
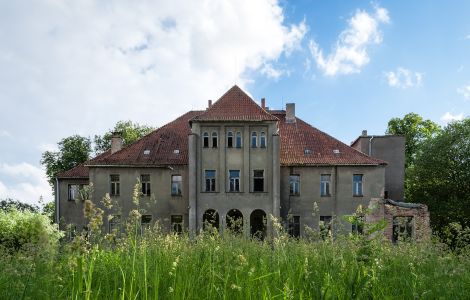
[1,227,470,300]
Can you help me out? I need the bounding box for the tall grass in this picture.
[1,227,470,299]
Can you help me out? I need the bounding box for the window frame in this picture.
[141,174,151,196]
[203,132,209,148]
[289,175,300,196]
[288,216,300,238]
[253,169,264,192]
[251,132,257,148]
[227,131,233,148]
[68,184,80,201]
[229,170,241,192]
[235,132,242,148]
[171,175,183,196]
[260,131,266,148]
[110,174,120,196]
[211,131,218,148]
[171,215,183,234]
[320,174,331,197]
[353,174,363,197]
[141,214,152,234]
[204,170,216,192]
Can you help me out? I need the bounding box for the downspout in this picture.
[55,177,60,225]
[368,136,374,156]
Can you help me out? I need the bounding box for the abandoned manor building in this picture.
[56,85,427,240]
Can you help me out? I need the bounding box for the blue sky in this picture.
[0,1,469,205]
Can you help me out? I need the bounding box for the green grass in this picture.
[1,229,470,300]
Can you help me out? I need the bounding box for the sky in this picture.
[0,0,469,205]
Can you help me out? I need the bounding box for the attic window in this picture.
[173,149,180,154]
[143,150,151,155]
[333,149,340,154]
[304,149,312,155]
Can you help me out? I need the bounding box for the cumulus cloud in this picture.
[0,1,306,204]
[441,112,464,123]
[384,68,423,88]
[457,84,470,99]
[308,5,389,76]
[260,63,289,80]
[0,162,51,205]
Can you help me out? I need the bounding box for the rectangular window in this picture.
[251,132,257,148]
[393,216,413,243]
[288,216,300,238]
[253,170,264,192]
[353,174,363,196]
[236,132,242,148]
[289,175,300,195]
[352,216,364,234]
[229,170,240,192]
[141,174,151,196]
[227,132,233,148]
[109,215,121,235]
[205,170,216,192]
[68,184,80,201]
[110,174,120,196]
[171,175,182,196]
[171,215,183,234]
[320,174,331,196]
[320,216,332,238]
[141,214,152,233]
[260,132,266,148]
[212,132,218,148]
[203,132,209,148]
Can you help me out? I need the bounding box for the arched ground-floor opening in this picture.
[250,209,267,240]
[202,209,220,232]
[226,209,243,235]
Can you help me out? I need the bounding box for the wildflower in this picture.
[230,284,242,291]
[168,287,174,293]
[101,193,113,209]
[238,254,247,266]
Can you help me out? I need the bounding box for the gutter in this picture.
[369,136,374,156]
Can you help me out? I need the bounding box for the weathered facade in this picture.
[57,86,392,239]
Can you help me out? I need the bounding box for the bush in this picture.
[0,209,63,257]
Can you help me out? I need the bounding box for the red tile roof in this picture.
[272,111,386,166]
[191,85,278,122]
[86,111,203,167]
[57,150,111,178]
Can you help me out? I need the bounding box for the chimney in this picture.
[111,131,123,154]
[362,130,368,136]
[208,100,212,109]
[286,103,296,123]
[261,98,266,109]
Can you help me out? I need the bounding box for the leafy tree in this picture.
[408,118,470,232]
[0,198,39,212]
[94,120,155,154]
[386,112,441,168]
[41,135,92,189]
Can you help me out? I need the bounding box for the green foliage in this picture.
[408,118,470,232]
[41,135,92,189]
[386,112,441,168]
[0,198,39,212]
[93,120,155,154]
[441,222,470,253]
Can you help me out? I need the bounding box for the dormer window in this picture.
[143,149,150,155]
[260,132,266,148]
[236,132,242,148]
[251,132,257,148]
[227,131,233,148]
[212,132,218,148]
[304,149,312,155]
[203,132,209,148]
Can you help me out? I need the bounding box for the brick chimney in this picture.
[362,130,368,136]
[286,103,296,123]
[261,98,266,109]
[208,100,212,109]
[111,131,123,154]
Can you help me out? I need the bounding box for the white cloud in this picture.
[308,6,389,76]
[384,67,423,88]
[0,162,51,205]
[260,63,289,80]
[457,84,470,99]
[441,112,464,123]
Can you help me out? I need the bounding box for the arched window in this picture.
[260,132,266,148]
[227,131,233,148]
[212,132,218,148]
[251,132,257,148]
[236,132,242,148]
[203,132,209,148]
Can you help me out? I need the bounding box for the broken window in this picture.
[141,174,151,196]
[253,170,264,192]
[141,214,152,233]
[393,216,413,243]
[171,215,183,234]
[288,215,300,238]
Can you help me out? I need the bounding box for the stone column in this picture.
[188,133,197,237]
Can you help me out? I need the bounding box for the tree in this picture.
[94,120,155,154]
[386,113,441,168]
[0,198,39,212]
[408,118,470,232]
[41,135,92,189]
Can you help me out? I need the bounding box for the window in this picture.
[212,132,218,148]
[205,170,216,192]
[393,216,413,243]
[320,174,331,196]
[141,174,151,196]
[288,216,300,238]
[352,216,364,234]
[353,174,363,196]
[68,184,80,201]
[171,175,182,196]
[203,132,209,148]
[320,216,332,238]
[109,215,121,235]
[110,174,120,196]
[227,131,233,148]
[260,132,266,148]
[253,170,264,192]
[251,132,257,148]
[171,215,183,234]
[141,215,152,233]
[236,132,242,148]
[229,170,240,192]
[289,175,300,195]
